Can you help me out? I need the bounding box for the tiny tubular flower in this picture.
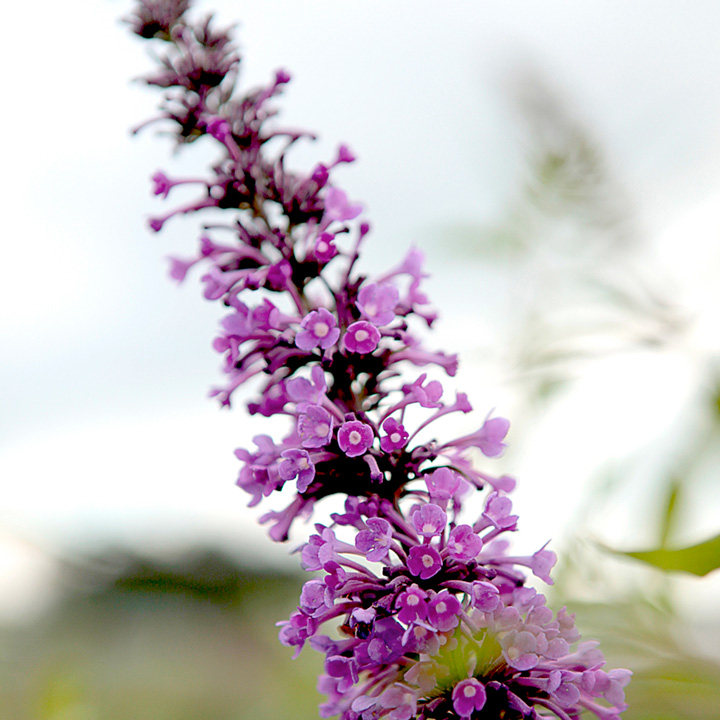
[295,308,340,351]
[410,503,447,539]
[297,405,334,448]
[357,282,400,326]
[337,420,374,457]
[379,417,408,453]
[452,678,487,717]
[342,320,380,354]
[407,544,442,580]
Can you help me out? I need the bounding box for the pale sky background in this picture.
[2,0,720,624]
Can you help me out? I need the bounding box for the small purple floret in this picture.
[396,585,428,624]
[425,467,461,503]
[297,405,334,448]
[411,503,447,539]
[337,420,373,457]
[342,320,380,354]
[357,282,399,326]
[279,449,316,493]
[427,590,461,631]
[296,308,340,351]
[313,232,338,263]
[452,679,487,717]
[379,417,408,453]
[407,544,442,580]
[355,517,393,562]
[324,187,362,222]
[447,524,483,561]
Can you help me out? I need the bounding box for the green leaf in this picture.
[611,533,720,577]
[659,477,682,549]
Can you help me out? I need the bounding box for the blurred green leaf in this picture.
[659,478,682,549]
[609,533,720,576]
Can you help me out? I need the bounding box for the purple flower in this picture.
[297,405,334,448]
[355,517,393,562]
[325,655,358,692]
[395,585,428,624]
[501,629,539,671]
[425,467,461,503]
[300,579,327,614]
[300,525,344,571]
[151,170,173,197]
[277,609,317,657]
[446,524,482,562]
[313,232,338,263]
[410,503,447,539]
[279,449,316,493]
[342,320,380,354]
[206,117,231,142]
[407,544,442,580]
[286,365,327,404]
[374,685,416,720]
[335,144,356,164]
[476,491,518,531]
[295,308,340,351]
[167,255,196,281]
[452,679,487,717]
[402,373,443,407]
[266,259,292,290]
[367,617,405,664]
[379,417,408,453]
[530,547,558,584]
[357,282,399,326]
[337,420,373,457]
[324,187,362,223]
[471,580,500,611]
[427,590,461,631]
[449,415,510,457]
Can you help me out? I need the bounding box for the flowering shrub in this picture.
[127,2,631,718]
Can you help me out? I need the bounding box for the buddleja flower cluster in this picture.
[127,2,631,718]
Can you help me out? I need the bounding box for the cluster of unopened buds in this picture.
[127,2,631,718]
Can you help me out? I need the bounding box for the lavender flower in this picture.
[128,2,631,717]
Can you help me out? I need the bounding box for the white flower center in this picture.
[348,430,362,445]
[421,554,435,568]
[355,329,369,342]
[315,423,329,437]
[317,241,328,253]
[436,601,447,614]
[314,322,329,338]
[390,432,401,443]
[365,303,377,316]
[298,458,309,469]
[407,595,420,606]
[463,686,476,698]
[413,627,427,639]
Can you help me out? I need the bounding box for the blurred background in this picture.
[2,0,720,717]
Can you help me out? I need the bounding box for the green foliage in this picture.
[616,533,720,577]
[601,477,720,577]
[658,478,682,550]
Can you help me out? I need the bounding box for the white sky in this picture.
[2,0,720,621]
